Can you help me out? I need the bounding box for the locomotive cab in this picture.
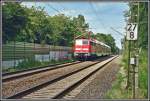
[74,39,90,60]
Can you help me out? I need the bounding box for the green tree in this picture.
[2,3,88,47]
[2,2,28,43]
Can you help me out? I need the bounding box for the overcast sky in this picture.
[22,1,129,49]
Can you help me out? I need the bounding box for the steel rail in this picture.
[2,61,82,82]
[53,56,118,99]
[2,61,76,76]
[5,56,116,99]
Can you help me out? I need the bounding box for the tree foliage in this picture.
[2,2,118,54]
[2,2,89,46]
[2,2,28,43]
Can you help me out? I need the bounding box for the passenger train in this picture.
[74,38,111,60]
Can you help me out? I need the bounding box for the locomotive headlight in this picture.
[84,53,89,56]
[74,53,78,56]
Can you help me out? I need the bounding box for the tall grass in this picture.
[105,47,148,99]
[138,49,148,98]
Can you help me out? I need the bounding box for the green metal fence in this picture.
[2,42,73,72]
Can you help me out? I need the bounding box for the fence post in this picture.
[24,39,26,63]
[13,39,16,69]
[34,39,36,64]
[49,44,50,62]
[54,41,56,64]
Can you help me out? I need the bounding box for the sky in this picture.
[21,1,129,49]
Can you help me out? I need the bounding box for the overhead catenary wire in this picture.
[46,2,125,51]
[47,2,103,35]
[47,2,124,42]
[47,3,62,14]
[46,3,91,39]
[110,27,125,36]
[89,2,123,42]
[89,1,111,34]
[89,1,126,40]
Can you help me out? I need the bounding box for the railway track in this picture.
[2,61,82,82]
[3,57,109,98]
[5,55,117,99]
[2,61,77,76]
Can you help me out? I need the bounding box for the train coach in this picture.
[73,38,111,60]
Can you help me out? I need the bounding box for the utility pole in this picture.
[126,2,139,98]
[135,2,140,98]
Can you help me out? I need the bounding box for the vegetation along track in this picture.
[5,56,117,99]
[2,61,82,82]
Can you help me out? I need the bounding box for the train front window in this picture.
[83,40,88,45]
[75,40,82,45]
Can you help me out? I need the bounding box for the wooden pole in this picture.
[127,40,131,89]
[135,2,140,98]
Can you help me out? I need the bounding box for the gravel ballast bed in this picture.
[72,56,121,99]
[2,61,96,98]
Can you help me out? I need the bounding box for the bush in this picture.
[16,58,42,70]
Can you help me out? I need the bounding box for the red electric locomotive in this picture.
[74,38,111,59]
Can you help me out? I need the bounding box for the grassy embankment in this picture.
[105,48,148,99]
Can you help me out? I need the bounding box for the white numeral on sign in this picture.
[126,23,138,40]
